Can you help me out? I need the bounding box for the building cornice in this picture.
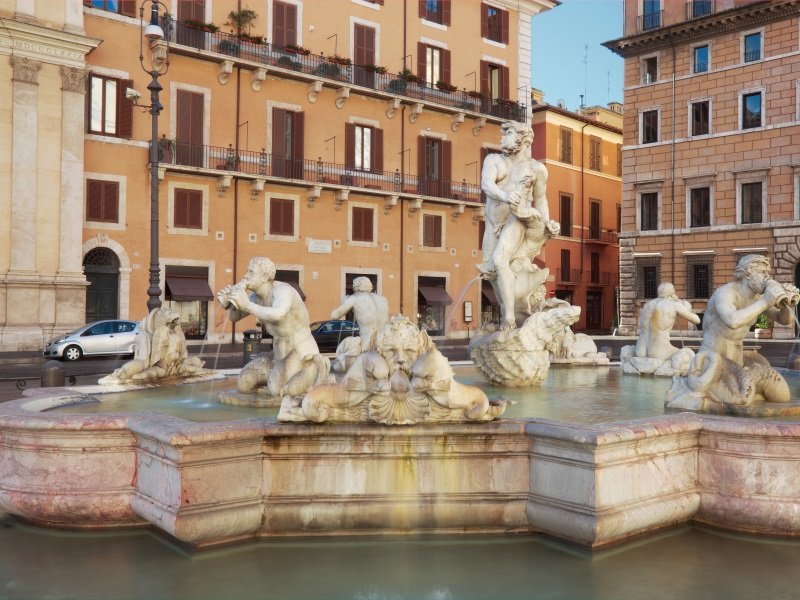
[493,0,560,16]
[603,0,800,58]
[531,103,622,134]
[0,18,102,68]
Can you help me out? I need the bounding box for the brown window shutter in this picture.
[104,181,119,222]
[345,123,356,169]
[501,65,509,100]
[442,0,451,26]
[501,9,509,44]
[364,207,374,242]
[269,198,280,234]
[117,78,134,138]
[353,206,372,242]
[190,92,203,146]
[434,215,442,247]
[176,90,191,144]
[442,49,451,85]
[417,42,426,82]
[441,140,452,183]
[372,127,384,172]
[286,2,298,47]
[273,1,286,47]
[481,4,488,38]
[423,214,433,246]
[292,111,304,164]
[174,189,188,228]
[272,108,286,157]
[119,1,136,17]
[188,190,203,229]
[283,199,294,234]
[353,207,363,240]
[86,180,102,221]
[418,0,426,18]
[480,60,489,97]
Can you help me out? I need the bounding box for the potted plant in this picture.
[157,135,175,163]
[218,38,240,56]
[753,312,773,339]
[328,55,352,66]
[364,64,387,74]
[225,8,257,38]
[435,80,457,93]
[286,43,311,55]
[314,62,341,78]
[183,19,219,33]
[398,68,419,83]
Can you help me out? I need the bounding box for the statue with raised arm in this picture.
[620,283,700,377]
[667,255,800,413]
[217,256,330,414]
[330,276,390,373]
[478,121,559,330]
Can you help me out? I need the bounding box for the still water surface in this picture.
[1,520,799,600]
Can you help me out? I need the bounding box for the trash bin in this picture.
[243,329,262,364]
[41,360,65,388]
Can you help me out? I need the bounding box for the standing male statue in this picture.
[668,254,800,411]
[218,257,330,408]
[478,121,560,329]
[329,276,389,372]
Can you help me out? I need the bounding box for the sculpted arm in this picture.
[236,286,293,324]
[530,163,550,220]
[674,301,701,325]
[714,289,769,330]
[481,155,509,204]
[331,295,356,320]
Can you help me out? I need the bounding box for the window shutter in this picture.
[285,2,298,47]
[273,1,286,47]
[442,0,451,26]
[345,123,356,169]
[501,9,509,44]
[104,181,119,222]
[441,140,452,183]
[417,136,426,182]
[589,138,596,170]
[174,189,188,227]
[423,215,433,246]
[417,42,426,82]
[480,60,489,98]
[119,1,136,17]
[501,65,509,100]
[272,108,286,157]
[292,111,304,165]
[418,0,426,18]
[353,207,363,240]
[177,90,191,144]
[86,180,102,221]
[188,190,202,229]
[442,49,451,85]
[117,78,134,138]
[481,4,488,38]
[434,215,442,247]
[190,92,204,146]
[372,127,383,172]
[364,207,374,242]
[283,199,294,235]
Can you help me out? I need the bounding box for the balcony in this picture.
[156,140,482,204]
[162,19,527,123]
[637,10,662,32]
[687,0,713,19]
[556,269,582,285]
[586,228,619,245]
[588,271,618,286]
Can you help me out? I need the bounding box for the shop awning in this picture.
[418,286,453,305]
[165,277,215,301]
[481,285,498,305]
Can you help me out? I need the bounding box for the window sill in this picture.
[421,18,447,31]
[264,234,299,242]
[348,240,378,248]
[419,245,446,253]
[85,220,125,231]
[168,226,208,237]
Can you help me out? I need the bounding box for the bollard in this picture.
[243,329,262,365]
[599,346,613,361]
[41,360,66,387]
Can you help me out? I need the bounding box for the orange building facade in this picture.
[606,0,800,338]
[0,0,559,349]
[530,98,622,332]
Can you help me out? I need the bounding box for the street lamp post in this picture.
[138,1,169,312]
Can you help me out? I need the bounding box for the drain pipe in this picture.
[230,66,242,345]
[399,0,407,315]
[670,43,676,283]
[580,121,589,282]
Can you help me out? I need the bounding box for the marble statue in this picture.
[477,121,559,330]
[99,307,206,385]
[217,257,331,411]
[281,315,511,424]
[667,255,800,413]
[620,283,700,376]
[330,276,389,373]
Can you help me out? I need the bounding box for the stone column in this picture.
[618,238,637,335]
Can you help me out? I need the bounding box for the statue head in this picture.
[352,276,373,293]
[500,121,534,155]
[657,282,677,299]
[243,256,276,291]
[371,315,430,374]
[734,254,771,294]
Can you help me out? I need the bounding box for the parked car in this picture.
[43,320,140,361]
[310,319,359,353]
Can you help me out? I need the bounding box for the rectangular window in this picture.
[744,32,761,62]
[641,110,658,144]
[88,74,133,138]
[273,0,298,48]
[636,257,661,299]
[690,187,710,227]
[269,197,294,236]
[742,92,762,129]
[689,0,712,19]
[355,125,372,171]
[590,253,600,284]
[640,192,658,230]
[481,3,508,44]
[426,46,442,87]
[174,188,203,229]
[272,108,304,178]
[741,181,763,224]
[480,60,510,106]
[641,266,658,298]
[687,258,713,299]
[84,0,136,16]
[590,137,602,171]
[353,23,377,87]
[642,56,657,84]
[691,100,710,136]
[693,44,709,73]
[176,89,204,167]
[560,127,573,164]
[352,206,375,242]
[418,136,451,198]
[642,0,661,30]
[559,194,572,237]
[590,201,601,239]
[560,249,571,282]
[422,214,443,247]
[86,179,119,223]
[420,0,450,25]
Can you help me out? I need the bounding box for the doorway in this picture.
[83,247,120,322]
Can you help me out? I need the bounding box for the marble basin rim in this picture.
[2,377,800,551]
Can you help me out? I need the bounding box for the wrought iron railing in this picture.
[744,50,761,63]
[637,10,663,32]
[587,228,619,244]
[162,18,527,122]
[556,269,582,284]
[156,140,482,203]
[589,271,617,286]
[687,0,713,19]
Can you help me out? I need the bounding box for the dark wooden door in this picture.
[83,248,120,322]
[586,291,603,331]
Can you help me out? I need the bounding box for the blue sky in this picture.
[531,0,624,110]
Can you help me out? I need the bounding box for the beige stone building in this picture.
[605,0,800,338]
[0,0,557,350]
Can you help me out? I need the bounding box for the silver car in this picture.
[43,320,140,361]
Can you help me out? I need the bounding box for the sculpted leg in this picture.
[237,354,271,393]
[492,220,525,329]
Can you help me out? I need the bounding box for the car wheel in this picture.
[63,345,82,361]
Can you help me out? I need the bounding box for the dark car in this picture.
[310,320,359,353]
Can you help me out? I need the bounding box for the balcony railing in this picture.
[163,19,527,122]
[587,228,619,244]
[687,0,713,19]
[589,271,617,286]
[744,50,761,63]
[556,269,582,284]
[156,140,482,203]
[693,61,708,73]
[637,10,662,32]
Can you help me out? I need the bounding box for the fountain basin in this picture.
[3,378,800,550]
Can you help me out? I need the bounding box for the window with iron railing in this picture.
[744,32,761,63]
[693,45,709,74]
[640,192,658,231]
[690,187,711,227]
[639,1,661,31]
[686,257,713,299]
[688,0,713,19]
[642,56,658,85]
[636,258,661,299]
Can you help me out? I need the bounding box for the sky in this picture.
[531,0,624,111]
